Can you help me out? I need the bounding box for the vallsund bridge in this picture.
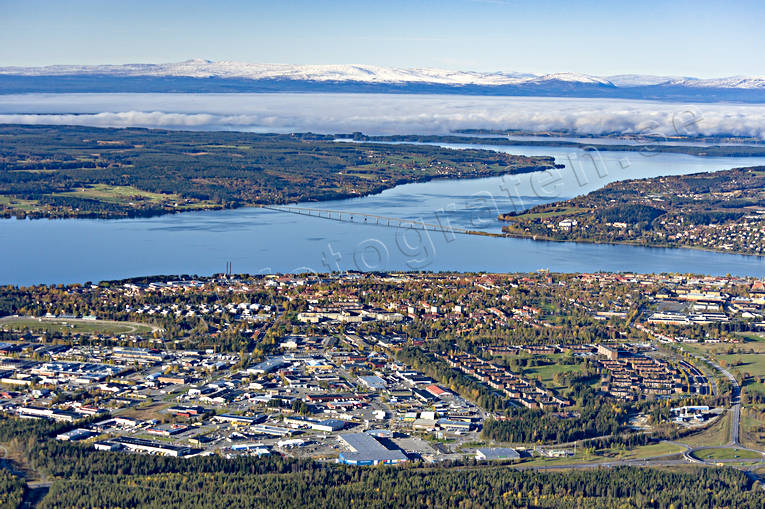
[259,205,504,237]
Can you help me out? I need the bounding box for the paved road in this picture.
[669,350,765,483]
[0,445,52,508]
[706,357,741,446]
[683,350,741,446]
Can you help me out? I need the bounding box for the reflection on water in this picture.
[2,142,765,285]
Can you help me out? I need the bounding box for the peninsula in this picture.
[500,167,765,256]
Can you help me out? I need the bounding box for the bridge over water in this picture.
[259,205,504,237]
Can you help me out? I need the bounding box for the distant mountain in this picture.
[0,59,584,85]
[667,76,765,90]
[605,74,685,87]
[1,59,764,102]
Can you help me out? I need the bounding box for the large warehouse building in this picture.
[337,433,408,466]
[475,447,520,461]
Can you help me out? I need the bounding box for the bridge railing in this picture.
[260,205,482,236]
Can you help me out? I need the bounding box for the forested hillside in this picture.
[0,125,556,218]
[500,167,765,256]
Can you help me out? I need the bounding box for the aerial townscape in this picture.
[2,1,765,508]
[0,271,764,506]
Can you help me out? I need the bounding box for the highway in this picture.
[516,442,765,488]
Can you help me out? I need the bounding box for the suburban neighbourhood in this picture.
[0,271,763,469]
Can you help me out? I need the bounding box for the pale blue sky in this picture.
[1,0,763,77]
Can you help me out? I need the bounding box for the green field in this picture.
[722,354,765,376]
[504,207,586,222]
[521,361,586,391]
[736,332,765,342]
[691,447,763,461]
[57,184,184,204]
[682,341,765,379]
[616,442,687,459]
[518,442,686,468]
[744,379,765,396]
[0,195,36,210]
[0,316,157,335]
[55,184,223,213]
[490,353,593,394]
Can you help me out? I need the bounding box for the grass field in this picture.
[682,340,765,378]
[736,332,765,342]
[0,195,37,210]
[0,316,157,335]
[521,361,586,391]
[611,441,687,460]
[2,183,220,218]
[691,447,763,461]
[505,207,586,222]
[740,410,765,450]
[744,379,765,396]
[57,184,182,204]
[518,442,686,468]
[492,353,590,392]
[722,354,765,376]
[680,412,731,448]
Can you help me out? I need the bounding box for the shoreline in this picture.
[500,230,765,259]
[0,164,556,222]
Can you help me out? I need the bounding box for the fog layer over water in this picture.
[2,93,765,138]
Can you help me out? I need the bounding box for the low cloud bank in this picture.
[1,94,764,138]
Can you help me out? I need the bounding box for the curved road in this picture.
[682,349,741,446]
[513,347,765,488]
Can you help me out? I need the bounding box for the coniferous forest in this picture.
[31,443,765,509]
[0,416,761,509]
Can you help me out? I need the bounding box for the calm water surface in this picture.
[2,142,765,285]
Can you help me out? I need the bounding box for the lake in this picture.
[2,142,765,285]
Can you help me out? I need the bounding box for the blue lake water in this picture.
[2,142,765,285]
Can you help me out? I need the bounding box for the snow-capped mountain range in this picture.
[0,59,612,85]
[2,59,765,100]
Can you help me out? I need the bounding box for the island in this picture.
[499,167,765,256]
[0,124,557,219]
